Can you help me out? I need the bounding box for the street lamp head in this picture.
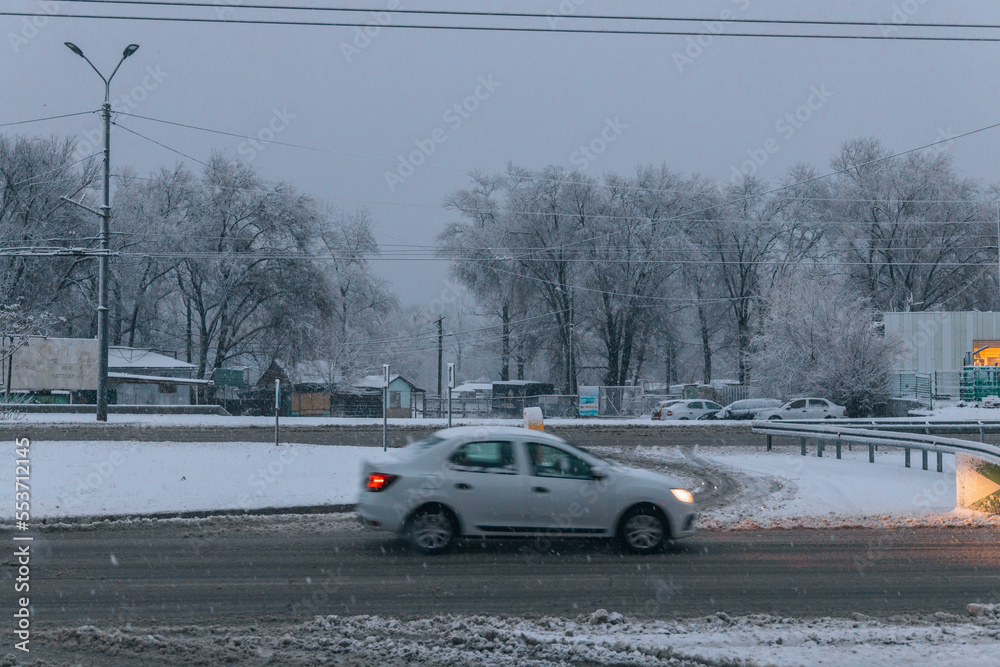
[123,44,139,58]
[64,42,84,57]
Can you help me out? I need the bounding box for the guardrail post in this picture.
[979,421,985,442]
[836,440,841,459]
[922,450,928,470]
[905,447,911,468]
[767,434,772,452]
[818,440,823,457]
[869,443,875,463]
[801,437,807,456]
[937,451,943,473]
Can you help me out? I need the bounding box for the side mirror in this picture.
[590,466,607,480]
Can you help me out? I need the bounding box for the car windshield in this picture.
[561,441,611,465]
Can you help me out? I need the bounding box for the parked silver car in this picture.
[755,397,847,420]
[357,427,698,555]
[716,398,783,420]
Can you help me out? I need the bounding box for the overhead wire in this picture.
[7,8,1000,40]
[53,1,1000,32]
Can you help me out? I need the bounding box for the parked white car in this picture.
[716,398,783,420]
[650,399,683,420]
[357,426,698,554]
[755,397,847,420]
[655,399,723,420]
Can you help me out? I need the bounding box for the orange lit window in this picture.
[973,341,1000,366]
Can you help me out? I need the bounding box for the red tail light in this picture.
[666,410,674,416]
[365,473,398,492]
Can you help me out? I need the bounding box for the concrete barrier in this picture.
[957,454,1000,513]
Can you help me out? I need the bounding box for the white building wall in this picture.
[885,312,1000,373]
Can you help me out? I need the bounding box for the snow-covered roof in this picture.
[109,347,195,370]
[453,382,492,393]
[356,374,424,392]
[493,380,546,386]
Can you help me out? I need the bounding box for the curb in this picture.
[4,503,358,527]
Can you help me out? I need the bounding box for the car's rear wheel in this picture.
[768,415,781,420]
[406,505,456,554]
[619,505,667,555]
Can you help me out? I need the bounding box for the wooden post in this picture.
[922,450,928,470]
[801,437,807,456]
[905,448,911,468]
[937,451,943,473]
[869,443,875,463]
[836,440,842,459]
[767,434,772,452]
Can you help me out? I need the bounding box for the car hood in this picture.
[612,464,685,489]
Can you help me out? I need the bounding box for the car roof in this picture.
[431,425,566,442]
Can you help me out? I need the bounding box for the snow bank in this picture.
[0,441,392,519]
[34,608,1000,666]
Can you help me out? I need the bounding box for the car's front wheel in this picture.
[619,505,667,554]
[405,505,456,554]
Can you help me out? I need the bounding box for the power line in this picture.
[114,111,1000,206]
[7,10,1000,40]
[0,110,96,129]
[56,1,1000,32]
[113,121,210,167]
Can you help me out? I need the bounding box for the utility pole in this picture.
[63,42,140,422]
[436,317,444,416]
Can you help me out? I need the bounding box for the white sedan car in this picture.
[357,426,697,555]
[656,399,724,420]
[755,397,847,420]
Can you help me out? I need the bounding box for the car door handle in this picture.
[455,483,471,490]
[532,486,549,494]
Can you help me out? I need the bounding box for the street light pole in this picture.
[64,42,139,422]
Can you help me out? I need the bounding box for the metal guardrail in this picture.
[766,418,1000,439]
[751,420,1000,473]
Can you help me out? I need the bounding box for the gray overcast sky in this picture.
[4,0,1000,306]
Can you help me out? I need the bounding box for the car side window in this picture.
[527,443,591,480]
[789,399,807,409]
[689,401,702,409]
[706,402,722,410]
[808,399,826,407]
[449,441,516,473]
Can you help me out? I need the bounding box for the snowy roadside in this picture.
[26,606,1000,667]
[3,440,999,531]
[687,446,1000,530]
[4,412,687,427]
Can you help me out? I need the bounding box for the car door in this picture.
[807,399,830,419]
[445,440,526,531]
[686,401,703,418]
[522,441,611,533]
[785,399,808,418]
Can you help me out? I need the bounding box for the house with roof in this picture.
[355,373,425,418]
[108,346,206,405]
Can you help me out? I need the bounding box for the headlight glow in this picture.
[671,488,695,504]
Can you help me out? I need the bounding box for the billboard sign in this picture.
[5,337,98,391]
